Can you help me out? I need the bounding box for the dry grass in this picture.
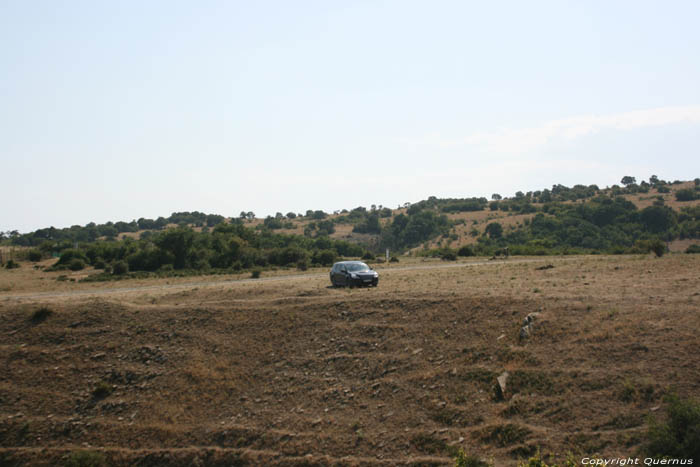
[0,254,698,465]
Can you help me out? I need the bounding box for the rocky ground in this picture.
[0,254,698,466]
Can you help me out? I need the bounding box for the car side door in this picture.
[338,265,348,285]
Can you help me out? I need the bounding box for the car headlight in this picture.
[350,273,358,279]
[373,272,379,277]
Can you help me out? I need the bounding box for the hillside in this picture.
[2,177,699,282]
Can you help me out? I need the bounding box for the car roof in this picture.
[334,261,366,265]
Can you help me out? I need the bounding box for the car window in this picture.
[346,262,370,272]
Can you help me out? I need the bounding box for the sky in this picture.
[2,0,699,233]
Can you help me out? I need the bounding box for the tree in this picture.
[485,222,503,239]
[640,206,677,234]
[621,176,636,186]
[649,175,659,185]
[491,193,502,200]
[154,227,194,269]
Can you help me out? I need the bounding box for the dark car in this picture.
[330,261,379,287]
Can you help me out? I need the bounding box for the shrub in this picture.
[313,249,336,266]
[454,449,489,467]
[112,261,129,275]
[675,188,698,201]
[56,249,89,267]
[5,259,19,269]
[251,268,261,279]
[69,258,86,271]
[65,450,107,467]
[686,244,700,254]
[389,256,399,263]
[92,381,112,399]
[362,251,374,260]
[296,258,309,271]
[92,258,107,270]
[649,239,666,258]
[657,185,670,193]
[440,249,458,261]
[27,249,43,262]
[458,245,475,257]
[30,306,52,324]
[645,394,700,460]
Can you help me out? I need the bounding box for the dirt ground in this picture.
[0,254,699,466]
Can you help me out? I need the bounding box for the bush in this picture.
[675,188,698,202]
[5,259,20,269]
[657,185,671,193]
[686,244,700,254]
[30,306,52,324]
[296,258,309,271]
[92,258,107,270]
[440,248,458,261]
[112,261,129,275]
[454,449,489,467]
[389,256,399,263]
[27,249,43,262]
[649,239,666,258]
[65,450,107,467]
[362,251,374,260]
[458,245,475,257]
[92,381,113,399]
[645,394,700,460]
[69,258,86,271]
[251,268,261,279]
[56,249,89,267]
[313,249,336,266]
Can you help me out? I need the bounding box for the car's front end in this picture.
[347,270,379,287]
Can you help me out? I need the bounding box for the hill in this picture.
[1,176,699,281]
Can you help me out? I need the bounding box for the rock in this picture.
[495,371,509,401]
[91,352,106,360]
[519,325,531,341]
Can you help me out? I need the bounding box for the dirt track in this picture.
[0,254,698,466]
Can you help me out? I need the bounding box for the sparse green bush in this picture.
[69,258,86,271]
[312,249,336,266]
[454,449,489,467]
[251,268,261,279]
[112,261,128,275]
[362,251,374,260]
[92,381,112,399]
[675,188,698,201]
[685,244,700,254]
[27,249,43,262]
[645,394,700,460]
[5,259,20,269]
[92,258,107,269]
[649,239,666,258]
[458,245,475,257]
[296,258,309,271]
[55,249,89,268]
[389,256,399,263]
[30,306,53,324]
[64,449,107,467]
[479,423,530,447]
[440,248,458,260]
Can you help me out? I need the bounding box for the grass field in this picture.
[0,254,698,465]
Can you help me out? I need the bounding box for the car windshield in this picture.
[346,262,370,272]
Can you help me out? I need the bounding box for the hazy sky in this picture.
[2,1,699,232]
